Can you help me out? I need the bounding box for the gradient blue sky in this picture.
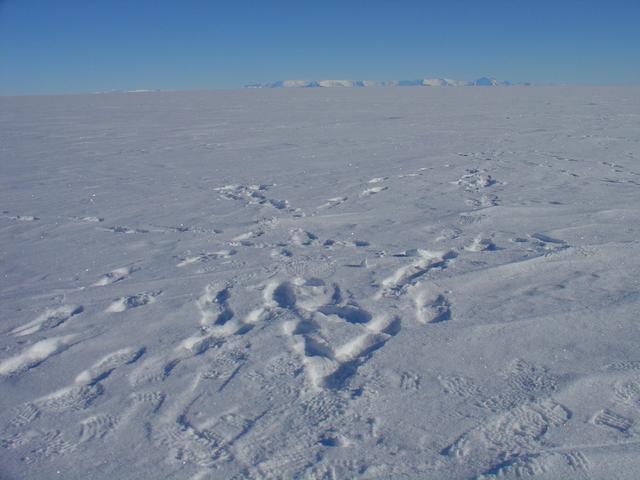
[1,0,639,95]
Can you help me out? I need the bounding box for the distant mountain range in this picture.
[245,77,531,88]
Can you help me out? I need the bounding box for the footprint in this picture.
[317,305,372,324]
[438,374,481,398]
[443,399,570,468]
[277,278,401,390]
[153,422,222,468]
[0,430,40,450]
[268,198,290,210]
[377,249,456,298]
[562,450,591,471]
[93,267,134,286]
[215,184,267,201]
[457,214,484,225]
[6,403,40,428]
[106,291,161,313]
[75,347,145,385]
[454,169,498,190]
[234,230,264,241]
[408,283,453,324]
[10,305,83,336]
[323,238,369,249]
[290,229,320,247]
[176,250,236,267]
[465,235,496,252]
[0,335,77,376]
[614,377,640,407]
[510,233,568,257]
[602,161,625,173]
[229,230,265,247]
[9,215,39,222]
[34,384,104,412]
[604,360,640,372]
[465,194,499,208]
[215,184,291,211]
[70,215,104,223]
[413,292,451,324]
[506,359,557,394]
[104,225,149,234]
[528,233,569,256]
[479,359,558,411]
[479,453,551,478]
[591,409,633,434]
[282,256,337,278]
[197,283,235,328]
[318,196,348,209]
[128,391,166,412]
[130,283,262,384]
[359,186,387,197]
[79,413,120,443]
[530,233,566,245]
[150,408,257,470]
[251,444,320,479]
[367,177,387,184]
[399,371,421,391]
[21,430,77,464]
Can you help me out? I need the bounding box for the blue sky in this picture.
[1,0,639,94]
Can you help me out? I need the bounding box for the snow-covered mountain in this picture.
[245,77,529,88]
[245,80,370,88]
[420,78,470,87]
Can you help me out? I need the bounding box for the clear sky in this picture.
[1,0,639,95]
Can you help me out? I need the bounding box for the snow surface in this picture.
[1,86,640,479]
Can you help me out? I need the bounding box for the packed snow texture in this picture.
[1,86,640,479]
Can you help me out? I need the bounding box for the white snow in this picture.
[0,336,77,376]
[10,305,83,337]
[1,86,640,479]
